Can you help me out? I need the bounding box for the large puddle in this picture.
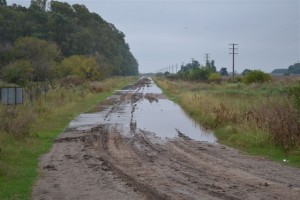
[69,78,217,143]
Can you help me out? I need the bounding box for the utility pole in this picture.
[204,53,210,65]
[229,43,238,79]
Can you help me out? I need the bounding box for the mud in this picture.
[33,77,300,200]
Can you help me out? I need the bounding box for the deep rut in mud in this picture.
[33,77,300,200]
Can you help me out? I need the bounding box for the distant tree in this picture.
[220,68,229,76]
[205,60,210,68]
[243,70,271,84]
[1,60,32,86]
[242,69,252,75]
[72,4,90,23]
[208,72,220,81]
[11,37,61,81]
[56,55,100,80]
[0,2,139,77]
[71,28,95,55]
[164,71,170,76]
[188,67,211,81]
[288,63,300,74]
[0,5,27,43]
[30,0,47,11]
[0,0,7,6]
[210,60,217,72]
[50,1,74,16]
[206,60,217,72]
[192,60,200,68]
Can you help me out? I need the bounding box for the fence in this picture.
[0,87,24,105]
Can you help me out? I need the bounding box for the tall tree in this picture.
[0,0,7,6]
[30,0,47,11]
[56,55,100,80]
[0,1,139,77]
[210,60,216,72]
[1,60,32,86]
[220,68,229,76]
[12,37,61,81]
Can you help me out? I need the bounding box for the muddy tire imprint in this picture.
[33,78,300,200]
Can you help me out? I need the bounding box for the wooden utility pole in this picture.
[229,44,238,79]
[204,53,210,65]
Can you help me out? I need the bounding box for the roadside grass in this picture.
[0,77,136,200]
[155,77,300,168]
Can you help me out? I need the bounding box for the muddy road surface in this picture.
[33,77,300,200]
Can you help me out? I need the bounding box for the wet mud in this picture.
[33,77,300,200]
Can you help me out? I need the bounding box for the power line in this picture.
[229,43,238,79]
[204,53,210,65]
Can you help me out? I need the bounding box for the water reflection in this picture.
[69,78,217,143]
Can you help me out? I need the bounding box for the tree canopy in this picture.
[0,0,138,83]
[288,63,300,74]
[176,59,218,81]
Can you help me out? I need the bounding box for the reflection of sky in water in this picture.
[133,99,216,143]
[69,78,216,143]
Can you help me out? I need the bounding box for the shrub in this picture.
[252,100,300,149]
[56,55,100,80]
[0,106,36,139]
[188,67,211,81]
[243,70,271,84]
[208,73,221,81]
[1,60,32,86]
[286,82,300,110]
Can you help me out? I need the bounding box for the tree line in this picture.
[160,58,272,84]
[0,0,138,86]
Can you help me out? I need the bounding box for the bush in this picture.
[253,101,300,149]
[188,67,211,81]
[287,82,300,110]
[1,60,32,86]
[208,73,221,81]
[243,70,271,84]
[0,106,36,139]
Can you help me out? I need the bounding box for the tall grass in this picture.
[0,76,136,199]
[155,77,300,167]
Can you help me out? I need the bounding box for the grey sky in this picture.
[7,0,300,73]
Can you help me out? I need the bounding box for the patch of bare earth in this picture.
[33,78,300,200]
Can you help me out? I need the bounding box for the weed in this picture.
[0,106,36,139]
[213,103,238,126]
[155,77,300,166]
[252,100,300,149]
[0,77,137,199]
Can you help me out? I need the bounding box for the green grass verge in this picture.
[155,77,300,168]
[214,127,300,168]
[0,78,135,200]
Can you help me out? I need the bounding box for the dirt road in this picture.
[33,77,300,200]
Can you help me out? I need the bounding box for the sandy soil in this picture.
[32,78,300,200]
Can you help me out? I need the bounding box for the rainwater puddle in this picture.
[69,78,217,143]
[133,99,216,142]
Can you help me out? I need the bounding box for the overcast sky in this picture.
[7,0,300,73]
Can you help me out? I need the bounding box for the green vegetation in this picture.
[175,59,217,81]
[155,77,300,167]
[166,59,272,84]
[0,0,138,79]
[287,82,300,110]
[0,77,136,199]
[242,70,271,84]
[288,63,300,74]
[271,62,300,75]
[0,1,139,198]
